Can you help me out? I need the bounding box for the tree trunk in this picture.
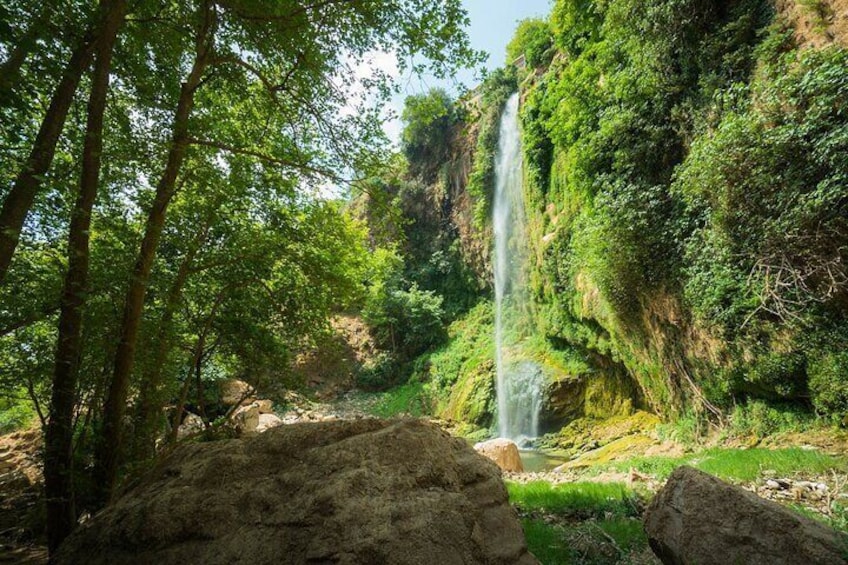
[44,0,127,554]
[132,222,213,460]
[0,20,99,282]
[92,2,216,504]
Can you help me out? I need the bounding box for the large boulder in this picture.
[231,404,260,436]
[218,379,255,406]
[474,438,524,472]
[644,465,848,565]
[55,419,538,565]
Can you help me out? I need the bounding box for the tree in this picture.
[44,0,127,551]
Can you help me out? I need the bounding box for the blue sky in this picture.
[382,0,553,143]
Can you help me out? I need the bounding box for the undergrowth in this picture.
[509,481,651,564]
[599,447,846,483]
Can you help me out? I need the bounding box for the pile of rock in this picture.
[176,379,283,439]
[756,472,848,517]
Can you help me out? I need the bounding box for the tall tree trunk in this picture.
[132,222,213,460]
[44,0,127,554]
[0,20,100,282]
[92,2,216,504]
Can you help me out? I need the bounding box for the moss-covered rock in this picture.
[442,358,496,428]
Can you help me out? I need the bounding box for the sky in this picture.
[382,0,553,144]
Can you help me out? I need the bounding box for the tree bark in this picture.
[132,222,213,460]
[92,1,216,504]
[0,20,99,283]
[44,0,127,554]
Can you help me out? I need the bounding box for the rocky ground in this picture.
[0,428,47,564]
[2,383,847,564]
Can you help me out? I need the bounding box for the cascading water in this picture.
[493,92,544,445]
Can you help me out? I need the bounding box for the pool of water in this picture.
[519,449,567,473]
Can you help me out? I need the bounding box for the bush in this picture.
[728,400,815,438]
[401,89,459,182]
[0,393,37,433]
[356,351,400,391]
[506,18,554,68]
[808,350,848,421]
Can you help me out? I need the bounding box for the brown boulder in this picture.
[218,379,254,406]
[55,419,538,565]
[474,438,525,472]
[256,412,283,432]
[644,465,848,565]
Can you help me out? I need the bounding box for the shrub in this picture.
[808,350,848,421]
[401,89,459,182]
[506,18,554,68]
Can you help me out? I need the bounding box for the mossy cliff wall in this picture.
[425,0,848,431]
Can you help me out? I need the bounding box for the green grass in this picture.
[601,447,847,482]
[520,516,650,564]
[507,481,643,519]
[521,519,573,564]
[366,380,432,418]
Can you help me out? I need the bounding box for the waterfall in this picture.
[493,92,543,445]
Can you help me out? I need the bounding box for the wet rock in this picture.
[644,466,848,565]
[474,438,524,472]
[55,419,538,565]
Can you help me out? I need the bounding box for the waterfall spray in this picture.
[492,93,543,444]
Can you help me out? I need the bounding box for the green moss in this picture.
[583,372,637,419]
[441,359,495,426]
[417,302,496,427]
[560,434,655,469]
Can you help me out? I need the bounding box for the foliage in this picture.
[726,400,818,438]
[506,19,554,68]
[368,379,432,418]
[401,89,460,182]
[466,67,518,227]
[0,389,37,433]
[362,247,447,367]
[807,349,848,420]
[0,0,485,544]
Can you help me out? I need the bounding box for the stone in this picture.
[176,413,204,440]
[256,413,282,432]
[255,399,274,414]
[55,419,538,565]
[474,438,524,472]
[218,379,254,406]
[644,466,848,565]
[231,404,260,436]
